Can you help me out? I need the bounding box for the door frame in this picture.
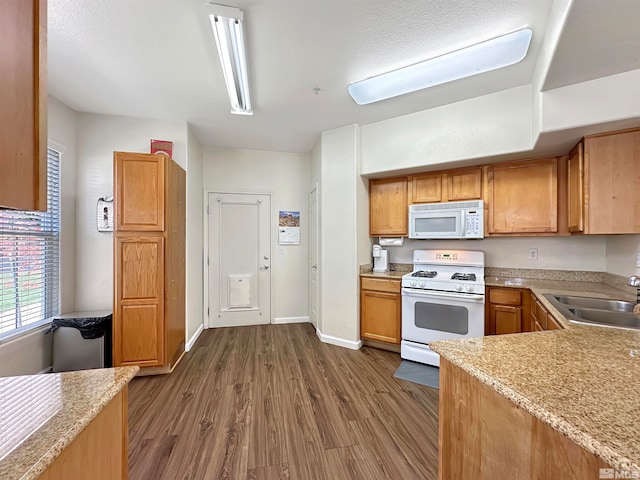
[309,183,319,331]
[203,189,275,329]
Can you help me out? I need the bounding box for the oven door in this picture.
[401,288,485,344]
[409,210,463,239]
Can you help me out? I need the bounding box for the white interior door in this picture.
[309,186,319,330]
[208,192,271,327]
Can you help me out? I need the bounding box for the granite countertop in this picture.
[0,366,139,480]
[431,279,640,473]
[360,270,405,279]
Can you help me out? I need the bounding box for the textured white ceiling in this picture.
[543,0,640,91]
[48,0,557,152]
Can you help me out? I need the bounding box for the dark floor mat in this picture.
[394,360,439,389]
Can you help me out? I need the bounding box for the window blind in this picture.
[0,149,61,340]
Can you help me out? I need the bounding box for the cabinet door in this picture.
[0,0,47,211]
[584,130,640,234]
[114,152,166,232]
[114,235,165,367]
[369,177,408,236]
[535,301,548,330]
[490,305,522,335]
[360,290,401,344]
[446,168,482,201]
[488,158,558,234]
[409,173,442,203]
[567,143,584,233]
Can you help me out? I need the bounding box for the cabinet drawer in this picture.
[361,277,401,293]
[547,315,563,330]
[489,288,521,306]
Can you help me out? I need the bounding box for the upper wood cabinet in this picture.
[487,158,558,234]
[408,167,482,204]
[567,143,584,233]
[369,177,408,236]
[447,168,483,201]
[569,129,640,234]
[115,153,166,231]
[0,0,47,211]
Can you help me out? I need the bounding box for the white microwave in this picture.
[409,200,484,239]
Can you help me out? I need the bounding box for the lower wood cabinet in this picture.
[39,390,128,480]
[531,295,563,331]
[485,287,531,335]
[360,277,401,345]
[439,359,610,479]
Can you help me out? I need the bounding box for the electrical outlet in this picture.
[528,248,538,260]
[636,253,640,268]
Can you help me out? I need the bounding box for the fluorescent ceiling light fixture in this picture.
[206,3,252,115]
[348,28,533,105]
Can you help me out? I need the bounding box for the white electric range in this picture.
[401,249,485,367]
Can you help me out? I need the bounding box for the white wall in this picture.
[541,69,640,133]
[0,96,78,376]
[360,85,534,176]
[75,113,188,311]
[318,125,361,346]
[606,235,640,277]
[186,126,204,347]
[383,236,606,271]
[202,147,310,322]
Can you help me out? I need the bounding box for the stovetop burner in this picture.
[451,273,476,281]
[411,270,437,278]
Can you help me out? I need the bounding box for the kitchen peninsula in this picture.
[432,279,640,479]
[0,366,138,480]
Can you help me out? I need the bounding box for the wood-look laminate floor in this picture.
[128,323,439,480]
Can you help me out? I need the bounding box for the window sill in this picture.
[0,319,53,346]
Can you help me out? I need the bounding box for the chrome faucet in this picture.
[630,276,640,305]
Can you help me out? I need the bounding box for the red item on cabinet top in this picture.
[150,139,173,158]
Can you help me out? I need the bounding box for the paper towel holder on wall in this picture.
[97,196,114,232]
[378,237,404,247]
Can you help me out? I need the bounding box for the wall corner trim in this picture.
[315,329,363,350]
[273,316,310,324]
[185,323,205,352]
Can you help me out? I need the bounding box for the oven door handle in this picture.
[402,287,485,302]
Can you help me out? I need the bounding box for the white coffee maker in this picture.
[372,244,389,273]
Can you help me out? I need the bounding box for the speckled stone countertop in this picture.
[431,279,640,473]
[360,270,405,279]
[0,366,139,480]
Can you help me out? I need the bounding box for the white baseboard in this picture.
[273,316,310,325]
[185,323,205,351]
[316,329,363,350]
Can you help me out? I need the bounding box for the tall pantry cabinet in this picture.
[113,152,186,373]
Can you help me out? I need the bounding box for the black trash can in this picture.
[47,311,113,372]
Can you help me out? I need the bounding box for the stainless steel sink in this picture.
[542,293,639,331]
[567,307,640,329]
[552,295,634,312]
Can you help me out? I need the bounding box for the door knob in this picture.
[261,265,270,270]
[264,255,269,260]
[311,265,317,270]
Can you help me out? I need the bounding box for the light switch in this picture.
[279,246,286,254]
